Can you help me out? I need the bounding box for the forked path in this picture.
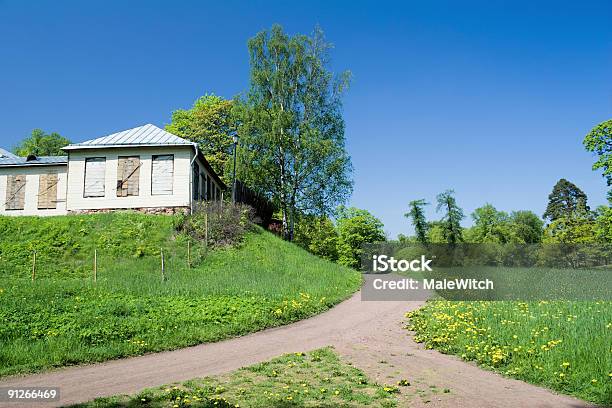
[0,292,595,408]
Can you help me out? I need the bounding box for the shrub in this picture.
[178,202,255,248]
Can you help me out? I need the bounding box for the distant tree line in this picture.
[402,118,612,245]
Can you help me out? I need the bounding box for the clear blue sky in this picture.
[1,0,611,238]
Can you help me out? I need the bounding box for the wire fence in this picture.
[0,239,211,283]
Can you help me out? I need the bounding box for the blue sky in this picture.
[1,0,610,238]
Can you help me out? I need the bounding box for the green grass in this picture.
[71,348,399,408]
[0,213,361,378]
[406,300,612,405]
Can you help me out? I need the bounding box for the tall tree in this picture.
[583,119,612,200]
[543,179,590,222]
[236,24,352,240]
[436,189,464,245]
[467,204,510,243]
[508,210,544,244]
[335,206,385,269]
[166,94,237,181]
[404,199,429,244]
[13,129,71,156]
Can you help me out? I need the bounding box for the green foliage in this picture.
[426,221,447,244]
[583,119,612,196]
[13,129,71,156]
[178,202,255,248]
[166,94,238,182]
[509,210,544,244]
[293,215,339,261]
[435,190,464,245]
[0,215,361,377]
[594,205,612,242]
[542,216,597,244]
[236,24,353,239]
[407,301,611,405]
[74,348,397,408]
[465,204,510,243]
[463,206,544,244]
[335,206,386,269]
[404,199,429,244]
[543,179,590,222]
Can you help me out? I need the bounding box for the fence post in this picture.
[204,213,209,250]
[31,250,36,282]
[161,248,166,281]
[187,241,191,268]
[94,249,97,282]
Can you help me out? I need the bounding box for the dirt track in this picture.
[0,292,595,407]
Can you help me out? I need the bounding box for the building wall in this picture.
[192,155,223,208]
[66,146,194,212]
[0,165,68,216]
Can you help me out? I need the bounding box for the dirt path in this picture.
[0,292,595,408]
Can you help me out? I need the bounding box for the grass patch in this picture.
[406,300,612,405]
[0,214,361,377]
[71,348,398,408]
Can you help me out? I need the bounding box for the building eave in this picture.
[62,143,196,151]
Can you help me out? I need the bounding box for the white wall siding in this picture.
[66,146,192,211]
[0,165,68,216]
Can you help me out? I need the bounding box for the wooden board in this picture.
[38,173,58,209]
[151,155,174,195]
[6,175,26,210]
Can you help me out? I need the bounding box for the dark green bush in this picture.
[178,202,255,248]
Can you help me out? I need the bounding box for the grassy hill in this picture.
[0,213,361,377]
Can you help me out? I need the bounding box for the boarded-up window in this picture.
[84,158,106,197]
[5,175,26,210]
[116,156,140,197]
[152,155,174,195]
[38,173,58,209]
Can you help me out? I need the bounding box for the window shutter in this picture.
[151,155,174,195]
[116,157,127,197]
[84,158,106,197]
[38,173,58,209]
[127,157,140,196]
[116,156,140,197]
[6,175,26,210]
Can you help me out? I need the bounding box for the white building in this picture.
[0,124,225,216]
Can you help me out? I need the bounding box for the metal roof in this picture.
[63,124,195,150]
[0,148,18,159]
[0,155,67,167]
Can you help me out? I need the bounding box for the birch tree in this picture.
[236,24,352,240]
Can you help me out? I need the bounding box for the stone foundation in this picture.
[69,206,191,215]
